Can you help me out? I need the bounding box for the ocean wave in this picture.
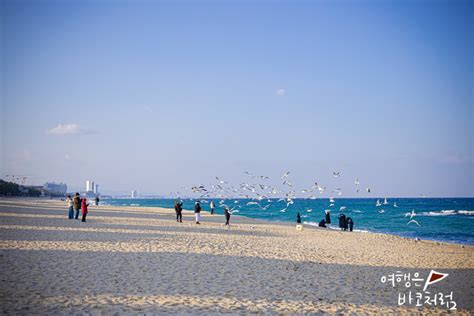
[420,210,474,216]
[130,203,140,206]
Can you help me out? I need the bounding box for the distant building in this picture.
[43,182,67,196]
[94,184,99,194]
[86,180,95,192]
[131,190,138,198]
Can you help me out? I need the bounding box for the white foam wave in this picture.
[303,222,369,233]
[420,210,474,216]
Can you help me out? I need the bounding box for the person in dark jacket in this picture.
[339,214,346,231]
[325,209,331,224]
[318,219,327,227]
[347,217,354,232]
[95,196,100,206]
[194,201,201,224]
[73,193,81,220]
[296,212,302,224]
[81,198,89,222]
[224,207,231,226]
[175,200,183,222]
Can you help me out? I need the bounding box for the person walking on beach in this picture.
[73,193,81,220]
[81,197,89,222]
[210,201,215,215]
[296,212,302,224]
[175,200,183,223]
[224,206,231,227]
[347,217,354,232]
[325,209,331,224]
[95,196,100,206]
[194,201,201,224]
[66,195,74,219]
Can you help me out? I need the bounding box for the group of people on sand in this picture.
[66,193,89,222]
[296,209,354,231]
[65,194,99,222]
[173,200,231,226]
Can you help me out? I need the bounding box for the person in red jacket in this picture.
[81,198,89,222]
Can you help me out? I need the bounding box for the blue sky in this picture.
[1,0,473,196]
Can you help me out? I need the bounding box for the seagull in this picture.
[333,172,341,178]
[306,209,312,212]
[407,219,421,226]
[279,208,287,213]
[393,202,398,208]
[404,209,417,220]
[247,201,260,206]
[215,176,227,184]
[378,209,385,214]
[355,179,360,186]
[340,206,346,211]
[281,171,290,179]
[366,188,371,193]
[329,197,335,203]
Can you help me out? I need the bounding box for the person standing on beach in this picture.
[210,201,215,215]
[194,201,201,224]
[66,195,74,219]
[325,209,331,224]
[347,217,354,232]
[175,200,183,223]
[224,206,231,226]
[81,197,89,222]
[296,212,302,224]
[95,196,100,206]
[73,193,81,220]
[338,214,346,231]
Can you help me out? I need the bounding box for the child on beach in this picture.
[66,195,73,219]
[347,217,354,232]
[81,198,89,222]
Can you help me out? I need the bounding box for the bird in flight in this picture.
[407,219,421,226]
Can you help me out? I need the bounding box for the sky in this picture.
[1,0,473,197]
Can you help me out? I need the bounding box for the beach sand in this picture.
[0,198,473,315]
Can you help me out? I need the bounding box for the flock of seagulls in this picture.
[175,170,423,227]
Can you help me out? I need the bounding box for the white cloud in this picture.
[47,123,90,135]
[276,88,286,96]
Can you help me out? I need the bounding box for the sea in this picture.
[102,198,474,245]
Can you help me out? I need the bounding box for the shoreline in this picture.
[100,198,474,247]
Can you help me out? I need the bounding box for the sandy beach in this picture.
[0,198,473,315]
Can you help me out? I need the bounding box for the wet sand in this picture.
[0,198,473,314]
